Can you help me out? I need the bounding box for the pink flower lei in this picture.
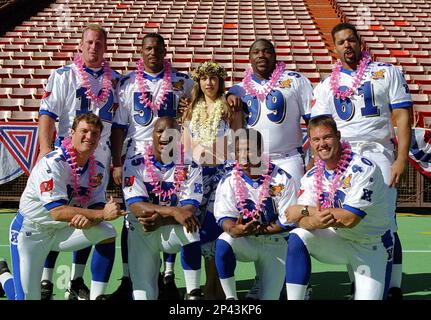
[330,51,371,100]
[233,159,272,220]
[61,137,97,206]
[313,141,353,208]
[144,143,187,200]
[74,54,112,105]
[136,59,172,112]
[243,61,286,101]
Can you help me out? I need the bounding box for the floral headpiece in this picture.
[190,61,227,81]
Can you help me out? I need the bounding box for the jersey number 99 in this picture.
[244,89,286,126]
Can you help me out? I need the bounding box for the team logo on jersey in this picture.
[40,178,54,193]
[279,79,292,88]
[311,99,316,108]
[194,183,203,194]
[297,188,305,198]
[172,79,185,91]
[269,184,284,197]
[91,173,103,187]
[42,91,51,99]
[371,70,385,80]
[341,174,352,189]
[124,176,135,187]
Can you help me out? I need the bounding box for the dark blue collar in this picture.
[84,66,104,79]
[340,60,372,76]
[144,70,165,81]
[151,156,175,171]
[60,146,89,175]
[251,73,269,84]
[240,164,273,188]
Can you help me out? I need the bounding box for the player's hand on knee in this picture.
[226,94,243,112]
[112,166,123,185]
[174,208,200,233]
[103,196,124,221]
[138,213,162,232]
[313,209,336,229]
[141,207,157,218]
[69,214,93,229]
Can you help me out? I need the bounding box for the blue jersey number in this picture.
[133,91,176,126]
[76,87,114,122]
[244,89,285,126]
[334,81,380,121]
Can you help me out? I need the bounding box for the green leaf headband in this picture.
[190,61,227,82]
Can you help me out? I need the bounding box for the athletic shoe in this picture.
[245,276,260,300]
[387,287,403,300]
[95,294,111,300]
[64,277,90,300]
[0,258,10,298]
[109,277,133,300]
[304,283,313,300]
[40,280,54,300]
[158,273,181,300]
[184,289,204,300]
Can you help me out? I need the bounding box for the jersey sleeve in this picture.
[297,168,317,206]
[294,74,314,120]
[39,68,66,120]
[122,156,149,207]
[275,171,298,229]
[388,66,413,109]
[341,158,383,218]
[213,175,239,226]
[310,81,333,119]
[112,74,132,129]
[38,158,69,210]
[178,162,203,208]
[228,84,246,99]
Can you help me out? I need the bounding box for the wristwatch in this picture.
[300,205,309,217]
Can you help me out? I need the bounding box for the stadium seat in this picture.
[0,98,24,111]
[10,111,39,122]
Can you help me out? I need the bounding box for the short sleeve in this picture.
[178,163,203,208]
[388,66,413,110]
[310,81,333,119]
[122,156,149,206]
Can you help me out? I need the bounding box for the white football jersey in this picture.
[228,69,313,157]
[311,62,412,149]
[122,152,203,222]
[19,148,108,227]
[39,63,122,162]
[298,153,391,242]
[214,164,297,232]
[113,70,194,158]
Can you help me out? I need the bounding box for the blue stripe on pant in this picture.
[10,212,25,300]
[381,230,394,299]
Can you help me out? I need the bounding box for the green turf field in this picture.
[0,212,430,300]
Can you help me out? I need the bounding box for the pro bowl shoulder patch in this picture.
[371,69,385,80]
[341,174,352,189]
[279,79,292,88]
[269,184,284,197]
